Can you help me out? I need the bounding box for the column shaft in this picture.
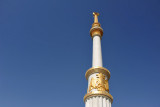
[92,36,103,67]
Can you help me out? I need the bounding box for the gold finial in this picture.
[90,12,103,38]
[93,12,99,23]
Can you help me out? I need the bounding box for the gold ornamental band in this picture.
[84,91,113,103]
[90,26,103,38]
[85,67,110,80]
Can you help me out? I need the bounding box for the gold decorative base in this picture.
[84,91,113,103]
[85,67,110,80]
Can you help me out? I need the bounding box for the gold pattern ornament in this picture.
[89,73,109,92]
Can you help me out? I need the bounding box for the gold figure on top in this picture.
[88,73,109,92]
[93,12,99,23]
[92,12,100,27]
[90,12,103,37]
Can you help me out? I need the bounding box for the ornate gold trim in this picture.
[84,91,113,103]
[90,26,103,38]
[85,67,110,80]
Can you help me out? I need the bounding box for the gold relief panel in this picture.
[88,73,109,92]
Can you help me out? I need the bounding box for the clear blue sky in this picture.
[0,0,160,107]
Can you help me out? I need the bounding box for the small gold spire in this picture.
[90,12,103,38]
[93,12,99,23]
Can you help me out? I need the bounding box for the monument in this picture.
[84,12,113,107]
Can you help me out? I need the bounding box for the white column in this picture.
[85,99,88,107]
[99,96,102,107]
[92,35,103,67]
[93,97,96,107]
[103,97,106,107]
[85,96,111,107]
[106,98,110,107]
[90,98,93,107]
[109,99,111,107]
